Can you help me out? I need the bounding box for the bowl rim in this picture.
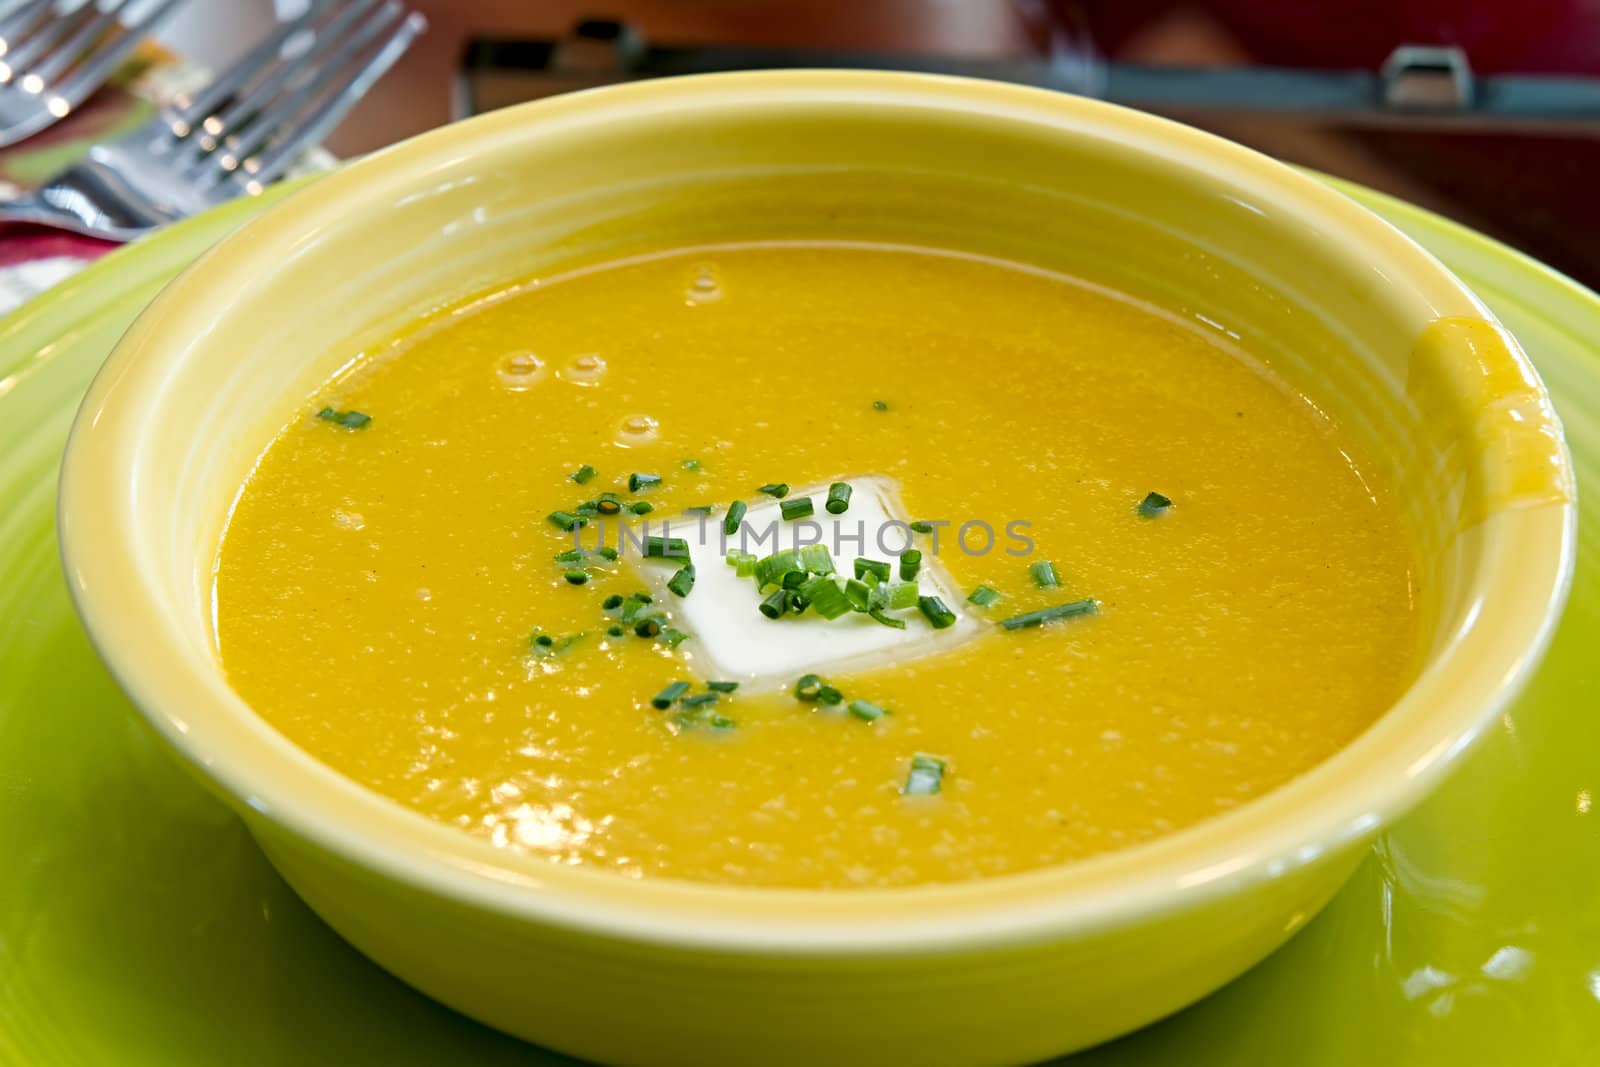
[58,69,1577,954]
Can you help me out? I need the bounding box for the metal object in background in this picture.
[0,0,189,147]
[0,0,424,240]
[459,20,1600,134]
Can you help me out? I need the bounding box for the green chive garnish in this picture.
[725,549,754,569]
[563,570,589,585]
[826,482,852,514]
[1139,491,1174,518]
[667,563,696,597]
[629,473,662,492]
[801,576,854,619]
[909,521,935,534]
[903,753,946,796]
[899,549,922,581]
[681,458,702,472]
[799,544,834,574]
[918,595,957,629]
[571,464,597,484]
[735,553,758,578]
[724,500,747,535]
[602,594,625,610]
[1030,560,1061,588]
[779,497,814,521]
[757,483,789,498]
[759,588,789,619]
[877,582,920,610]
[868,608,907,629]
[532,633,555,648]
[794,674,824,701]
[854,558,891,582]
[554,549,584,563]
[672,706,734,730]
[844,579,871,612]
[684,505,715,515]
[547,510,586,531]
[848,700,887,723]
[630,501,654,515]
[755,549,802,589]
[679,692,719,708]
[707,680,739,692]
[817,685,844,705]
[634,615,664,637]
[967,585,1001,607]
[643,536,689,558]
[872,400,889,412]
[652,681,690,709]
[606,624,625,637]
[597,546,620,562]
[658,627,691,649]
[595,493,624,515]
[999,598,1098,630]
[316,407,371,430]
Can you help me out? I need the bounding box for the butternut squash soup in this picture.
[213,242,1420,889]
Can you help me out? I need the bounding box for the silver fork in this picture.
[0,0,424,241]
[0,0,188,147]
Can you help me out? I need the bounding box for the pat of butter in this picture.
[629,477,977,690]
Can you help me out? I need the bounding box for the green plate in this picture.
[1,180,1595,1066]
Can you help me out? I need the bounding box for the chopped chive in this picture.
[854,558,891,582]
[794,674,824,701]
[817,685,844,705]
[779,497,814,521]
[781,570,809,590]
[657,627,691,649]
[707,680,739,693]
[786,590,810,614]
[629,473,662,492]
[571,464,597,484]
[725,549,755,569]
[606,624,625,637]
[602,594,625,610]
[802,576,854,619]
[902,753,946,796]
[596,546,620,562]
[826,482,853,514]
[643,535,689,559]
[1029,560,1061,588]
[630,500,654,515]
[918,595,957,629]
[563,570,589,585]
[868,607,908,629]
[633,615,665,637]
[681,458,702,472]
[848,700,888,723]
[1139,491,1174,518]
[595,493,624,515]
[734,553,758,578]
[684,505,715,515]
[652,681,690,709]
[899,549,922,581]
[759,588,789,619]
[999,598,1099,630]
[878,582,920,610]
[909,521,935,534]
[757,483,789,498]
[316,407,372,430]
[967,585,1002,607]
[554,549,584,563]
[679,691,719,708]
[672,706,734,730]
[798,544,835,575]
[667,563,696,597]
[547,510,586,531]
[755,549,803,589]
[532,633,555,648]
[844,578,871,612]
[724,500,747,536]
[872,400,889,411]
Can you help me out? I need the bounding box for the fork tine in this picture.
[28,0,131,85]
[0,0,54,50]
[231,11,424,192]
[182,0,381,156]
[162,0,339,135]
[49,0,186,107]
[201,3,406,180]
[0,2,97,80]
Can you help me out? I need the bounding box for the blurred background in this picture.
[159,1,1600,286]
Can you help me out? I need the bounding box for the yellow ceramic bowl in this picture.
[59,72,1575,1065]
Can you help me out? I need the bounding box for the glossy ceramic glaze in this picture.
[54,74,1574,1065]
[4,176,1598,1066]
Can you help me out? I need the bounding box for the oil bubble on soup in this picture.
[685,265,722,305]
[616,413,660,446]
[496,352,545,391]
[559,353,608,386]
